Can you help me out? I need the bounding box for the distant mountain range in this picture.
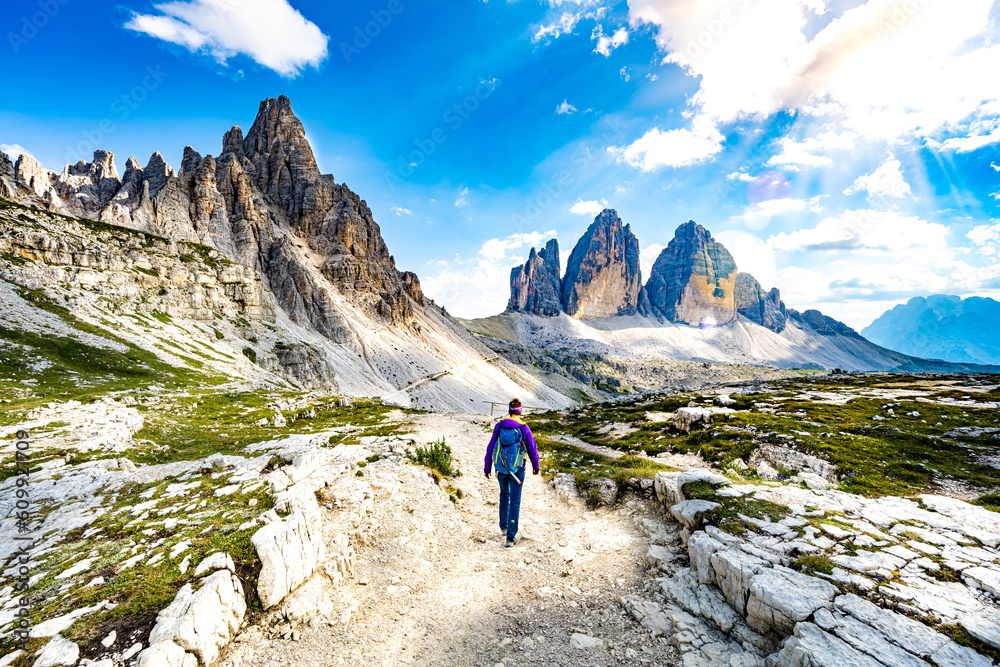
[478,210,1000,377]
[862,295,1000,365]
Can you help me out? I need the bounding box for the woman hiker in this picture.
[484,398,540,547]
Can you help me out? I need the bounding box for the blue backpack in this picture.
[493,421,525,481]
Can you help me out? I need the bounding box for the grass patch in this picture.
[411,437,460,482]
[793,554,835,575]
[974,493,1000,513]
[682,479,791,535]
[242,347,257,363]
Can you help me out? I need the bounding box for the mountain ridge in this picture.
[862,294,1000,365]
[0,97,580,412]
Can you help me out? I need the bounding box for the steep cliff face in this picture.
[561,209,644,319]
[735,272,786,332]
[508,238,562,316]
[645,221,737,326]
[6,96,424,344]
[0,150,16,200]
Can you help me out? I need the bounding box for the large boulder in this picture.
[561,209,644,318]
[508,238,562,316]
[735,272,786,332]
[252,506,325,609]
[139,567,246,667]
[645,221,738,325]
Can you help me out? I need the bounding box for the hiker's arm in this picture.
[484,423,499,477]
[523,425,540,474]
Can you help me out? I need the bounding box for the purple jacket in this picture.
[484,417,539,474]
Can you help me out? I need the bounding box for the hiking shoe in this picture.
[504,539,514,548]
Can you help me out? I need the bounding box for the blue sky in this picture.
[3,0,1000,329]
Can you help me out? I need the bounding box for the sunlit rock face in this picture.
[645,221,737,326]
[7,96,425,343]
[561,209,645,319]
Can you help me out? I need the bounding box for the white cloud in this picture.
[626,0,1000,148]
[766,132,858,170]
[768,209,949,254]
[619,66,630,81]
[454,187,470,208]
[844,156,911,199]
[968,221,1000,247]
[716,231,778,289]
[734,196,822,231]
[125,0,328,77]
[726,171,754,182]
[421,230,557,318]
[556,99,578,115]
[391,207,412,216]
[992,162,1000,172]
[646,72,659,82]
[609,115,724,171]
[569,198,608,216]
[0,143,31,162]
[930,125,1000,153]
[593,26,629,57]
[639,243,665,280]
[533,12,581,41]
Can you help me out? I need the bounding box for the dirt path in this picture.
[219,413,681,667]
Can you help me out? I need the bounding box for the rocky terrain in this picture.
[0,97,585,414]
[2,368,998,667]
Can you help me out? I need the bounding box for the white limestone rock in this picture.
[32,635,79,667]
[252,508,325,609]
[654,468,730,506]
[961,613,1000,651]
[745,568,837,635]
[140,569,246,666]
[711,549,768,615]
[963,566,1000,597]
[774,622,884,667]
[31,602,108,638]
[569,633,603,649]
[688,531,726,584]
[136,641,196,667]
[671,500,721,528]
[674,407,734,432]
[620,596,673,634]
[193,552,235,577]
[811,608,926,667]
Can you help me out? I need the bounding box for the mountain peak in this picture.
[646,220,737,325]
[561,210,643,318]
